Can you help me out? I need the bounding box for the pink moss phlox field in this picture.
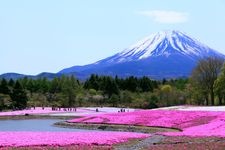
[0,107,91,116]
[69,110,225,137]
[0,131,149,147]
[165,114,225,137]
[69,110,219,128]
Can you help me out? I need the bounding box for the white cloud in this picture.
[138,10,189,24]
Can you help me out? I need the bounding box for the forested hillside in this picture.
[1,57,225,111]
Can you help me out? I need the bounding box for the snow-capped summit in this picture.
[59,30,225,79]
[96,30,221,64]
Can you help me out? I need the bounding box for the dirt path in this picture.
[113,134,165,150]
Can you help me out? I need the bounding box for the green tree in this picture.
[38,78,50,93]
[89,89,97,95]
[28,93,48,107]
[161,84,172,106]
[8,79,15,94]
[139,76,153,92]
[108,94,119,107]
[120,90,133,106]
[148,94,159,109]
[214,63,225,105]
[26,79,36,94]
[0,78,10,94]
[125,76,138,92]
[11,81,28,109]
[84,74,100,90]
[191,57,224,105]
[0,94,12,111]
[61,76,79,107]
[103,77,119,98]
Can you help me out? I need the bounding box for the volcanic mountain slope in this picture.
[1,30,224,80]
[60,30,224,79]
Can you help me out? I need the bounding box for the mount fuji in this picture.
[1,30,223,80]
[59,30,224,79]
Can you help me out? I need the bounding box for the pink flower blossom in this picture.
[69,110,225,137]
[0,131,149,147]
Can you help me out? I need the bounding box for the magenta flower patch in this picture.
[69,110,225,137]
[0,131,149,147]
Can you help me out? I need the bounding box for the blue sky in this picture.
[1,0,225,75]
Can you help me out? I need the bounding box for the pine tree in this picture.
[11,81,28,109]
[0,78,10,94]
[139,76,153,92]
[8,79,15,94]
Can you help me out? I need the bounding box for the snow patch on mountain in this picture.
[96,30,222,65]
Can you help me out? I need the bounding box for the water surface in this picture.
[0,119,90,132]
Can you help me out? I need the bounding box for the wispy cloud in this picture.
[138,10,189,24]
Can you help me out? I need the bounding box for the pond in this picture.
[0,119,91,132]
